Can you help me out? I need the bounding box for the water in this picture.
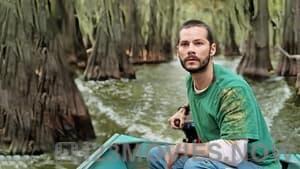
[1,57,299,169]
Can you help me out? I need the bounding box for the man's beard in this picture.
[179,54,211,74]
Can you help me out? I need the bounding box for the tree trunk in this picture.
[224,18,241,57]
[125,0,145,65]
[132,0,175,64]
[276,0,300,77]
[58,1,88,70]
[297,73,300,95]
[83,0,136,81]
[161,0,175,61]
[142,0,164,63]
[0,0,95,154]
[237,0,273,78]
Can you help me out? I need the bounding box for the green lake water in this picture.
[1,57,299,169]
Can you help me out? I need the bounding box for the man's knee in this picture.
[147,146,167,163]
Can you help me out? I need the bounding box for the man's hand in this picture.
[168,107,187,129]
[164,145,177,169]
[164,144,185,169]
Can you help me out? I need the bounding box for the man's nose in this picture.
[187,44,196,55]
[187,50,196,56]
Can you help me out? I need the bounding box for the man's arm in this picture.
[207,139,248,166]
[172,139,248,167]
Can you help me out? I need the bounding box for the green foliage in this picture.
[269,0,284,27]
[75,0,102,42]
[252,0,259,18]
[176,0,285,52]
[229,0,251,42]
[268,0,284,46]
[176,0,250,50]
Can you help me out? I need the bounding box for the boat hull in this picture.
[78,134,300,169]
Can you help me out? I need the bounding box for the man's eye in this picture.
[180,43,189,46]
[194,42,204,45]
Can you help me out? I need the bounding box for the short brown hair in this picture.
[177,19,214,44]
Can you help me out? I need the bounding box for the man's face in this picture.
[177,26,216,73]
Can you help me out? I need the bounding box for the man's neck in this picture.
[191,63,214,91]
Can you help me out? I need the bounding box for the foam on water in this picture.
[75,77,182,143]
[126,124,173,143]
[75,78,159,131]
[264,84,291,128]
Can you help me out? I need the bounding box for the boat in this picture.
[77,133,300,169]
[77,133,172,169]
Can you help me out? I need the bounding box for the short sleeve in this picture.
[217,87,260,141]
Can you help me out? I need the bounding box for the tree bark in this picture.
[58,1,88,70]
[297,73,300,95]
[237,0,273,78]
[124,0,145,64]
[142,0,164,63]
[161,0,175,61]
[224,18,241,57]
[276,0,300,77]
[0,0,95,154]
[83,0,136,80]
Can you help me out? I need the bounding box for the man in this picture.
[147,20,281,169]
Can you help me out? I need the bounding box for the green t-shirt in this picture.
[186,64,281,168]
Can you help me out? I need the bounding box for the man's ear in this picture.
[210,43,217,56]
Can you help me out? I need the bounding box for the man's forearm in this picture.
[175,142,209,157]
[175,139,248,167]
